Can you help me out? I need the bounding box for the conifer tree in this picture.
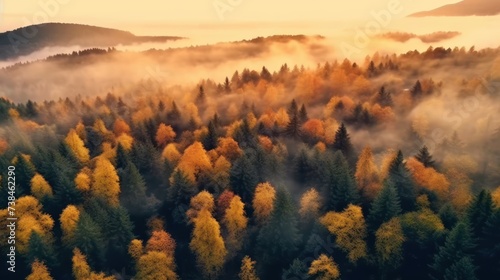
[388,150,416,212]
[325,151,359,211]
[230,154,258,205]
[368,180,402,231]
[239,256,259,280]
[415,145,435,168]
[257,188,300,271]
[332,123,354,159]
[26,260,53,280]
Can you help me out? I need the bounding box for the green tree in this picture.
[202,121,218,151]
[430,223,477,280]
[26,231,59,270]
[70,211,106,270]
[230,154,258,205]
[257,187,301,278]
[167,170,197,224]
[477,208,500,278]
[332,123,354,160]
[368,180,402,231]
[415,145,435,168]
[388,150,416,212]
[325,151,359,211]
[466,190,494,238]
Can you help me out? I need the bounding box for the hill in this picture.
[409,0,500,17]
[0,22,183,60]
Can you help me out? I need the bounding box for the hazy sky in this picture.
[1,0,460,32]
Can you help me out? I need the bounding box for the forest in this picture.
[0,44,500,280]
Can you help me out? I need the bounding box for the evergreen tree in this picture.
[466,190,494,238]
[368,180,402,231]
[257,187,301,278]
[477,208,500,278]
[411,80,423,98]
[224,77,231,93]
[377,86,393,107]
[415,145,435,168]
[443,257,477,280]
[105,207,135,270]
[166,170,197,224]
[388,150,416,212]
[430,223,477,280]
[15,153,36,196]
[230,154,258,205]
[26,231,59,270]
[293,149,315,185]
[332,123,354,161]
[196,85,206,105]
[438,203,458,230]
[325,151,359,211]
[282,259,308,280]
[287,99,299,117]
[71,212,106,270]
[283,114,301,138]
[167,101,181,121]
[202,121,218,151]
[298,104,309,124]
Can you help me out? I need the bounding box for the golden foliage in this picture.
[375,218,405,266]
[132,107,154,125]
[308,254,340,280]
[129,239,144,260]
[146,230,176,258]
[116,133,134,151]
[30,173,53,199]
[274,108,290,128]
[315,141,327,152]
[257,136,273,152]
[8,108,20,119]
[190,209,227,278]
[136,251,178,280]
[100,142,116,161]
[15,196,54,254]
[252,182,276,224]
[407,157,450,199]
[0,138,9,155]
[113,118,131,136]
[187,191,215,222]
[239,256,259,280]
[75,121,87,140]
[176,141,212,183]
[355,147,381,200]
[60,205,80,243]
[301,119,325,140]
[379,149,397,181]
[93,119,110,135]
[72,248,115,280]
[212,156,231,190]
[320,204,367,263]
[162,143,182,163]
[156,123,176,147]
[92,157,120,206]
[299,188,321,218]
[27,260,53,280]
[65,129,90,163]
[75,169,91,193]
[493,186,500,208]
[223,195,248,253]
[446,168,473,209]
[247,113,258,129]
[216,137,243,161]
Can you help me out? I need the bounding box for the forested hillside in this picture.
[0,45,499,280]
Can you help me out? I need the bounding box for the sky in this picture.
[1,0,461,33]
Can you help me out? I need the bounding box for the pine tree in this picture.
[257,188,300,273]
[65,129,90,163]
[415,145,435,168]
[15,153,36,196]
[92,157,120,206]
[368,180,402,231]
[167,170,197,224]
[388,150,416,212]
[466,190,494,238]
[70,212,106,269]
[332,123,354,160]
[26,231,59,270]
[26,260,53,280]
[230,154,258,205]
[224,77,231,93]
[282,259,308,280]
[283,114,301,138]
[298,104,309,124]
[430,222,477,280]
[119,161,159,217]
[203,121,218,151]
[294,149,315,185]
[477,208,500,278]
[411,80,423,98]
[325,151,359,211]
[308,254,340,280]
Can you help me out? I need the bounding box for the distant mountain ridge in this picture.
[0,23,184,60]
[409,0,500,17]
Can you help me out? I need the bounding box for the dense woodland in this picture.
[0,45,500,280]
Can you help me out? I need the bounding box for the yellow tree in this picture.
[128,239,144,260]
[26,260,53,280]
[190,208,227,278]
[299,188,321,218]
[176,141,212,183]
[186,190,215,222]
[15,196,54,254]
[155,123,176,147]
[136,251,178,280]
[239,256,259,280]
[320,204,367,263]
[92,157,120,206]
[252,182,276,224]
[162,143,182,163]
[72,248,115,280]
[308,254,340,280]
[74,168,92,193]
[216,137,243,161]
[375,218,405,269]
[60,205,80,243]
[223,195,248,255]
[65,129,90,163]
[30,173,53,199]
[116,134,134,151]
[146,230,176,258]
[493,186,500,207]
[355,147,381,200]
